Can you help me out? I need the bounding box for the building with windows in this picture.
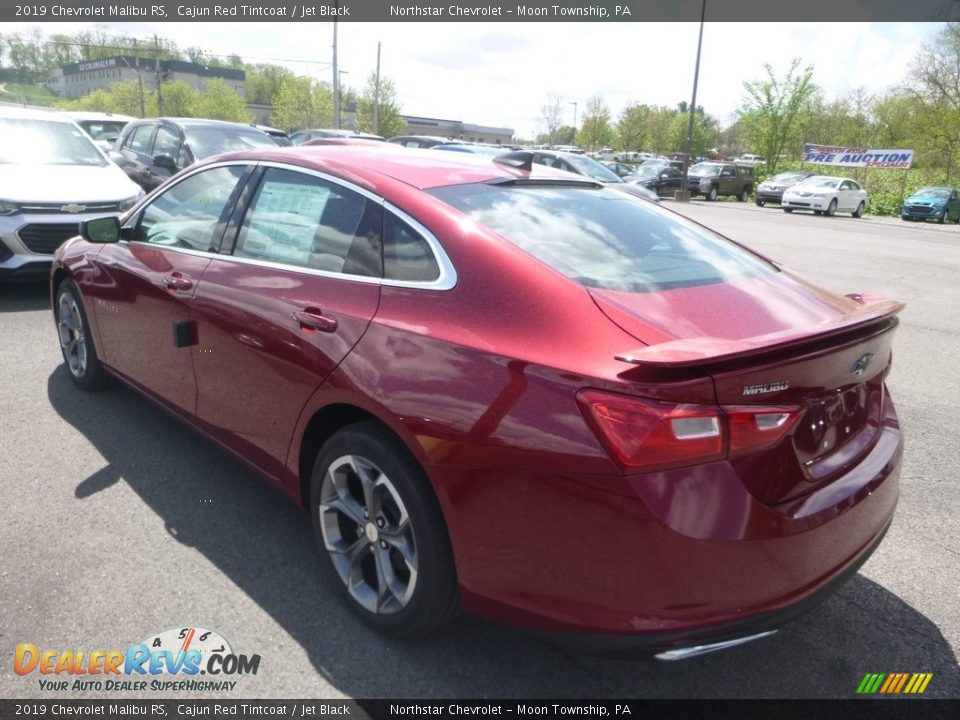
[401,115,513,145]
[48,57,244,99]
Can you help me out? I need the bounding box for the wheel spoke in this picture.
[321,492,365,527]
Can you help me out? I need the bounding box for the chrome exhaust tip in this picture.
[654,630,778,661]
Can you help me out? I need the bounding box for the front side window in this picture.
[153,126,183,163]
[234,168,382,277]
[134,165,246,252]
[429,183,775,293]
[127,124,155,154]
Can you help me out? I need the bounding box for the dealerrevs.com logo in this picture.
[14,625,261,692]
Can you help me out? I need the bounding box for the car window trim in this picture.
[219,160,457,291]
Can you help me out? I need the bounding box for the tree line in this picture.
[0,28,406,137]
[536,24,960,178]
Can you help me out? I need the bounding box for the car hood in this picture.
[589,269,869,347]
[0,163,141,203]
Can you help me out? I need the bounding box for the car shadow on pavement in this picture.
[47,367,960,699]
[0,280,49,313]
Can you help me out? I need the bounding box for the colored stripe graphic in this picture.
[857,672,932,694]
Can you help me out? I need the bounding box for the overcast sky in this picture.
[9,21,941,138]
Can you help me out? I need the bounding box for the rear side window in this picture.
[234,168,382,277]
[428,183,775,293]
[383,213,440,282]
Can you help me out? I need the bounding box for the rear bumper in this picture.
[531,517,891,657]
[430,395,902,647]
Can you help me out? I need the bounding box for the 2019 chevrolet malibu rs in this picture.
[51,145,903,658]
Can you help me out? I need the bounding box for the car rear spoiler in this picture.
[615,296,905,367]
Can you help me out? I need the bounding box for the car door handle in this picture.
[162,273,193,291]
[293,309,337,333]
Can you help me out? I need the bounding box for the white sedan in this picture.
[781,175,868,217]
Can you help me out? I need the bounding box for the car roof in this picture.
[129,117,265,130]
[211,144,588,190]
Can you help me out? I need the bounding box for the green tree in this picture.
[646,106,676,156]
[272,75,333,131]
[245,63,294,105]
[738,58,817,172]
[577,94,614,151]
[192,78,250,122]
[356,72,405,137]
[616,102,651,152]
[159,79,198,117]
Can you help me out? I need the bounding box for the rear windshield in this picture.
[428,183,775,292]
[184,127,278,159]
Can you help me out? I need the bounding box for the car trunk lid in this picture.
[592,273,903,505]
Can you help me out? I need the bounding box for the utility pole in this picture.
[373,41,381,135]
[332,12,340,129]
[133,38,145,118]
[570,101,578,145]
[677,0,706,202]
[154,34,164,116]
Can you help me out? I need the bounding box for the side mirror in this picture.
[81,216,121,244]
[153,153,177,172]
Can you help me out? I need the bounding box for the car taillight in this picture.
[725,406,801,458]
[578,390,800,472]
[578,390,724,472]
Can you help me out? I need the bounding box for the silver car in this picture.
[0,107,143,281]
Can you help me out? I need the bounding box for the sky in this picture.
[6,21,942,139]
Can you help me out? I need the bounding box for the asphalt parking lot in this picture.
[1,201,958,700]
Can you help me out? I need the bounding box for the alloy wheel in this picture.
[58,293,88,378]
[318,454,419,615]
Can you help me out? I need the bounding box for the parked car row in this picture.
[49,140,905,657]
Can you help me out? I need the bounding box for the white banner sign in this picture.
[803,144,914,169]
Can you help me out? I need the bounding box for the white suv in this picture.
[0,107,143,281]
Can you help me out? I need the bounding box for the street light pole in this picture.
[678,0,706,202]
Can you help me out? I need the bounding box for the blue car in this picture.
[901,186,960,223]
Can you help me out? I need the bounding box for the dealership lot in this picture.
[1,201,958,699]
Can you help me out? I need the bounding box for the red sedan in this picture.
[51,146,903,658]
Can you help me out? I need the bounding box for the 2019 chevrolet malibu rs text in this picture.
[51,145,903,658]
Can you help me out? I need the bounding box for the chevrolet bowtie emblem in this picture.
[61,203,87,213]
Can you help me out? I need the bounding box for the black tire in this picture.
[706,185,718,202]
[738,187,750,202]
[55,279,112,391]
[826,199,837,217]
[755,198,765,207]
[783,208,793,213]
[309,421,459,638]
[853,201,866,219]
